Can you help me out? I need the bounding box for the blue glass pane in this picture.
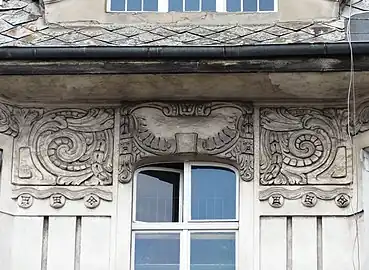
[135,233,180,270]
[143,0,158,11]
[169,0,183,11]
[127,0,141,11]
[202,0,216,11]
[243,0,257,11]
[191,166,236,220]
[227,0,241,11]
[111,0,125,11]
[259,0,274,11]
[136,171,180,222]
[185,0,200,11]
[190,233,236,270]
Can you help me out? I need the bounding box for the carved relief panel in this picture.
[259,107,353,213]
[0,105,115,212]
[260,107,351,185]
[119,102,254,183]
[12,108,114,186]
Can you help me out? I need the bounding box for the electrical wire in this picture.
[346,1,360,270]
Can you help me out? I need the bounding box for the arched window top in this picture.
[133,162,239,223]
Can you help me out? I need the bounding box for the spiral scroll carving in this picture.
[260,107,350,185]
[14,108,114,186]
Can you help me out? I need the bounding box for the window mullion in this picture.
[216,0,226,12]
[158,0,168,12]
[179,170,184,223]
[180,230,190,270]
[183,162,191,223]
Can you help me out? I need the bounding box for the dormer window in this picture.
[109,0,276,12]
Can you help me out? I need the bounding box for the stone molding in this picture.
[260,186,352,208]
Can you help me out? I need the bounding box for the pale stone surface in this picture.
[0,72,368,104]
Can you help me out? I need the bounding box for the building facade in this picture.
[1,0,369,270]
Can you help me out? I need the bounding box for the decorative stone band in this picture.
[259,187,352,208]
[119,102,254,183]
[11,187,113,209]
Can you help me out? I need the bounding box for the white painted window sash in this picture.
[131,230,238,270]
[131,162,240,270]
[132,167,183,223]
[132,222,239,230]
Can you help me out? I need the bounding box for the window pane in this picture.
[135,233,180,270]
[227,0,241,11]
[259,0,274,11]
[169,0,183,11]
[127,0,141,11]
[190,232,236,270]
[243,0,257,11]
[111,0,125,11]
[202,0,216,11]
[191,166,236,220]
[143,0,158,11]
[136,170,180,222]
[185,0,200,11]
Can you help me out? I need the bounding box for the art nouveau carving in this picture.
[12,187,112,209]
[119,103,254,183]
[260,107,351,185]
[355,100,369,134]
[0,103,18,137]
[12,108,114,186]
[260,186,351,208]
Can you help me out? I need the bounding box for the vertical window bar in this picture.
[216,0,225,12]
[158,0,168,12]
[179,230,188,270]
[178,171,184,223]
[183,163,191,222]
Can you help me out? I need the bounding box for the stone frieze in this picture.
[119,102,254,183]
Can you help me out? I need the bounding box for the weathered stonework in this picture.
[260,107,351,185]
[11,186,113,209]
[119,102,254,183]
[0,101,368,212]
[9,107,115,186]
[260,186,352,208]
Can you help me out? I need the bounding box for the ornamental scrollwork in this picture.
[119,102,254,183]
[13,108,114,186]
[260,107,351,185]
[0,103,19,137]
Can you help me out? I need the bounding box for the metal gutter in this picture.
[0,42,369,60]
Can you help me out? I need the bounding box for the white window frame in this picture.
[130,162,239,270]
[107,0,277,13]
